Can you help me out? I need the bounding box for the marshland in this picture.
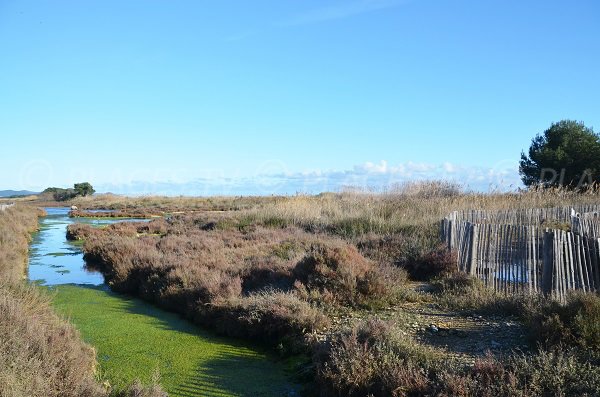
[2,1,600,396]
[2,184,599,396]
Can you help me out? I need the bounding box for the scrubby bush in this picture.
[294,242,376,305]
[81,221,339,347]
[294,242,407,307]
[527,292,600,350]
[355,227,454,283]
[437,349,600,397]
[400,245,457,281]
[356,232,428,268]
[314,318,600,397]
[0,205,45,283]
[314,319,437,397]
[66,223,103,240]
[210,291,329,349]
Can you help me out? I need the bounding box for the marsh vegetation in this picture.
[62,183,600,396]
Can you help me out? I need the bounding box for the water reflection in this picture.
[28,207,149,286]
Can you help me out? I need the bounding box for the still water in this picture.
[28,207,147,286]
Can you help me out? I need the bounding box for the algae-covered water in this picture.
[28,208,298,396]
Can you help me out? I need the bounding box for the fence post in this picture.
[440,218,452,251]
[460,221,472,273]
[571,216,581,235]
[447,219,453,251]
[594,238,600,291]
[440,218,445,244]
[450,211,458,251]
[542,230,554,296]
[468,224,478,275]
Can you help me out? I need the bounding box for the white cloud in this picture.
[443,162,456,173]
[95,160,523,196]
[357,160,389,173]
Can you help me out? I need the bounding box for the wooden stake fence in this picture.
[571,212,600,237]
[441,207,600,301]
[453,205,600,225]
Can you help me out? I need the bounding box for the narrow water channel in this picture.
[28,207,145,285]
[28,208,298,397]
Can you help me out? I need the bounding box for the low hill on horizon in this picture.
[0,190,39,198]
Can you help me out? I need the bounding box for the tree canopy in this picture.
[519,120,600,188]
[42,182,95,201]
[74,182,95,197]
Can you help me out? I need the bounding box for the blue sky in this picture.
[1,0,599,195]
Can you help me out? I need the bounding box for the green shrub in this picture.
[527,292,600,350]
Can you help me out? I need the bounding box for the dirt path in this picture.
[399,303,529,361]
[328,282,530,364]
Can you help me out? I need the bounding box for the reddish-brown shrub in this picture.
[78,214,410,353]
[315,319,600,397]
[401,245,457,281]
[80,219,344,347]
[208,291,329,347]
[294,242,379,305]
[314,319,437,397]
[293,242,406,306]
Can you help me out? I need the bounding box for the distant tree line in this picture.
[42,182,95,201]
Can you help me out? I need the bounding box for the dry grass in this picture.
[0,284,106,397]
[0,205,45,283]
[0,205,105,397]
[70,193,281,213]
[246,184,600,235]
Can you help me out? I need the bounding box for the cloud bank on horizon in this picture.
[94,160,522,196]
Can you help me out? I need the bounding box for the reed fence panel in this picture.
[441,206,600,300]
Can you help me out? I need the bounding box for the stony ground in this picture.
[401,303,528,360]
[326,282,529,365]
